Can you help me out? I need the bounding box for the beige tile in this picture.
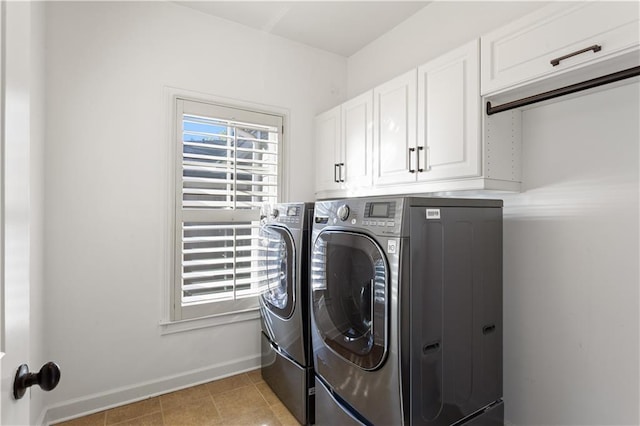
[162,396,222,426]
[246,369,264,384]
[213,385,270,419]
[205,374,252,396]
[270,402,301,426]
[219,405,283,426]
[56,373,294,426]
[54,411,106,426]
[105,398,160,425]
[255,382,281,406]
[110,412,163,426]
[159,384,210,411]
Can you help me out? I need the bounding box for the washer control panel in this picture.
[314,198,403,236]
[362,200,398,230]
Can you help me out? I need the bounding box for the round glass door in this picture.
[259,225,295,319]
[311,231,388,370]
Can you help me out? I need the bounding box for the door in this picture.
[342,91,373,189]
[259,225,295,319]
[310,231,388,370]
[1,2,33,424]
[314,106,341,192]
[0,2,4,419]
[373,69,417,186]
[417,40,481,182]
[259,222,307,364]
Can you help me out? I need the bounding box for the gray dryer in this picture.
[259,202,314,425]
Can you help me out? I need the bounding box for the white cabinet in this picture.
[314,92,373,193]
[373,41,488,188]
[341,91,374,189]
[372,40,519,193]
[372,69,417,186]
[315,39,522,199]
[417,39,480,182]
[314,106,341,192]
[481,2,640,95]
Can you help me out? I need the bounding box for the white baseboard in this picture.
[38,354,261,426]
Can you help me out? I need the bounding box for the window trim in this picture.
[163,87,290,326]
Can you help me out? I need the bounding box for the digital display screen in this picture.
[369,203,390,218]
[287,206,298,216]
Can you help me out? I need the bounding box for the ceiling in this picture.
[176,1,430,57]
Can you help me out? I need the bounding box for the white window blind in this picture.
[174,99,283,320]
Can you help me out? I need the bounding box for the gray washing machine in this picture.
[310,196,504,425]
[259,202,314,425]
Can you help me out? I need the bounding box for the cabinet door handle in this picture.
[408,148,416,173]
[417,146,424,172]
[339,163,345,182]
[334,163,339,183]
[550,44,601,67]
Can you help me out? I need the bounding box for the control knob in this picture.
[271,209,279,219]
[337,204,350,221]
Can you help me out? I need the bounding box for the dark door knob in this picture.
[13,362,61,400]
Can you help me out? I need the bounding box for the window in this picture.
[173,98,283,320]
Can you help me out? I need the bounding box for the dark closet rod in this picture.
[486,65,640,116]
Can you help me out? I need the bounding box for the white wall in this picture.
[347,1,548,97]
[43,1,346,421]
[501,81,639,426]
[346,2,639,425]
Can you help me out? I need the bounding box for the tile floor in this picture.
[54,369,300,426]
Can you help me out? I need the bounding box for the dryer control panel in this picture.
[275,205,302,227]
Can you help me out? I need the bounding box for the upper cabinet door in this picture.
[314,105,341,192]
[342,91,374,190]
[481,2,640,95]
[373,69,417,186]
[417,39,480,182]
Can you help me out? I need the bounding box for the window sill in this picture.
[159,308,260,335]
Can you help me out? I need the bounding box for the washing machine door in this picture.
[311,230,388,370]
[259,225,295,319]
